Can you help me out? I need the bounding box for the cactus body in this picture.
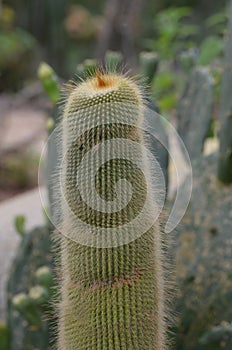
[139,52,159,86]
[38,62,60,104]
[177,67,214,161]
[57,73,166,349]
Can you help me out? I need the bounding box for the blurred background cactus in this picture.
[0,5,36,91]
[8,226,55,350]
[173,3,232,348]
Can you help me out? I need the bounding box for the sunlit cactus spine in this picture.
[57,72,167,349]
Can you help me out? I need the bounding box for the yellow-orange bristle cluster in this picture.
[96,72,108,88]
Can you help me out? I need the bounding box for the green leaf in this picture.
[151,6,195,58]
[198,36,224,65]
[205,12,226,28]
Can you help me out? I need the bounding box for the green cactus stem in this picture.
[38,62,61,217]
[77,58,98,77]
[35,266,54,291]
[29,286,49,307]
[14,215,26,236]
[57,72,167,349]
[177,67,214,161]
[0,321,9,350]
[139,51,159,86]
[38,62,60,104]
[217,0,232,184]
[105,50,123,70]
[12,293,41,326]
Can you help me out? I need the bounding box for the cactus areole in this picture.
[57,72,167,349]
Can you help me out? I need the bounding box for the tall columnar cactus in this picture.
[57,72,167,349]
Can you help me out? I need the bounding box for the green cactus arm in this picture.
[77,53,123,78]
[14,215,26,236]
[217,0,232,184]
[139,51,159,86]
[77,58,98,77]
[177,67,214,160]
[45,117,55,135]
[105,50,123,70]
[29,286,49,306]
[35,266,54,290]
[218,112,232,183]
[38,63,61,215]
[12,293,42,326]
[38,62,60,104]
[56,72,167,349]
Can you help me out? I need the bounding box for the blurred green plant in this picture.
[146,7,198,59]
[0,152,39,190]
[7,226,55,350]
[146,6,227,112]
[205,11,227,35]
[0,28,35,68]
[0,321,9,350]
[0,5,16,30]
[198,36,224,65]
[198,322,232,350]
[0,5,36,90]
[14,215,26,236]
[0,28,35,85]
[64,5,101,41]
[38,62,60,104]
[152,69,178,111]
[139,51,159,85]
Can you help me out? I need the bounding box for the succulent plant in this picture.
[56,72,168,349]
[177,67,214,161]
[217,3,232,185]
[173,153,232,350]
[173,3,232,348]
[7,226,55,350]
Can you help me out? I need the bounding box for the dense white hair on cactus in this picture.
[49,71,170,349]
